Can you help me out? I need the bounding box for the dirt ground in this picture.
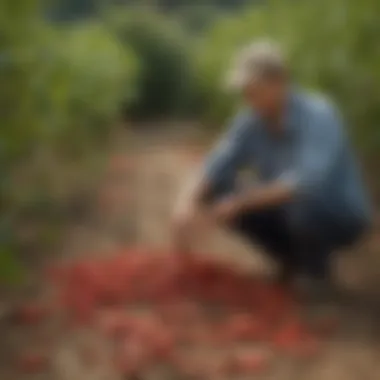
[2,128,380,380]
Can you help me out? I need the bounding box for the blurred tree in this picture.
[0,1,138,283]
[47,22,139,155]
[156,0,253,11]
[50,0,99,20]
[177,4,222,34]
[50,0,255,21]
[107,8,196,119]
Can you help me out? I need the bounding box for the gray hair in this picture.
[224,39,288,92]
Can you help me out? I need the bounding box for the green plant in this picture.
[0,1,139,283]
[106,8,196,119]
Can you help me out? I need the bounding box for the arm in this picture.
[216,104,344,217]
[175,110,252,213]
[172,111,252,251]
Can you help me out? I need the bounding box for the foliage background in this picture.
[1,0,379,282]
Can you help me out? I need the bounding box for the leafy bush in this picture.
[107,8,197,119]
[45,21,139,156]
[0,2,138,283]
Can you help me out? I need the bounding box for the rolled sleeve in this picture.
[284,105,344,198]
[202,110,252,187]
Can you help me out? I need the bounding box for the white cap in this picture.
[224,39,287,92]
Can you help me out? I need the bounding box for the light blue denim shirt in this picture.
[203,89,371,227]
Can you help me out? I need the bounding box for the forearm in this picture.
[236,181,295,211]
[172,173,214,254]
[175,172,211,214]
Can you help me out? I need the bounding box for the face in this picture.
[243,77,286,118]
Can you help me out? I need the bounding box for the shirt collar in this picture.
[284,89,299,135]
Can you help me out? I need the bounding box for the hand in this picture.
[210,196,242,224]
[171,204,194,254]
[171,203,210,254]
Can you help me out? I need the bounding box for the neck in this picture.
[265,95,288,133]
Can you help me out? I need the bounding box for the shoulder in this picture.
[296,90,344,138]
[232,107,258,127]
[226,107,258,138]
[297,90,342,122]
